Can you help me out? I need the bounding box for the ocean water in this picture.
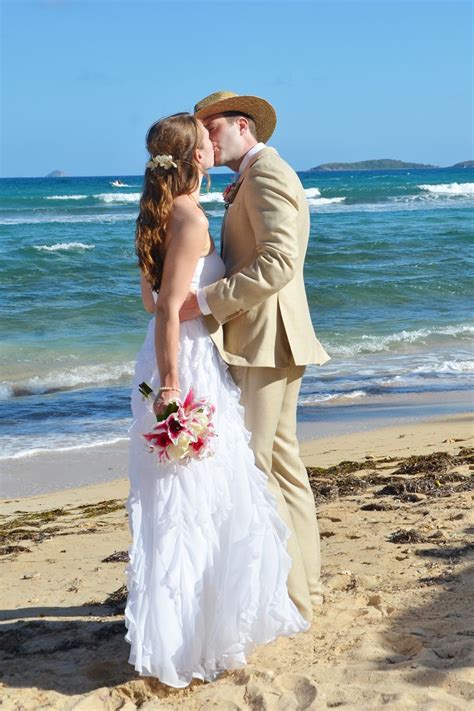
[1,168,473,460]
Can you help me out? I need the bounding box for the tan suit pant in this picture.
[229,362,322,622]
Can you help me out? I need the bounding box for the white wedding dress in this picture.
[125,249,309,688]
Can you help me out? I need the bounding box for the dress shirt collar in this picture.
[238,142,266,176]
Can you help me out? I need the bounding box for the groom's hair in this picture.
[221,111,257,139]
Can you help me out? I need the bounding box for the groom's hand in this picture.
[179,292,201,321]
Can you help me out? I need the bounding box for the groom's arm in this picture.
[200,160,300,324]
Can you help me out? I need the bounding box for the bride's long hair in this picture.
[136,113,202,290]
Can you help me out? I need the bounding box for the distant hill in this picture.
[46,170,66,177]
[450,160,474,169]
[306,159,438,172]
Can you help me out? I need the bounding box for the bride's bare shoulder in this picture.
[163,195,209,253]
[171,194,208,229]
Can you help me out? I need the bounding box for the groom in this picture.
[181,91,330,622]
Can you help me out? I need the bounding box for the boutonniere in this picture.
[222,180,241,209]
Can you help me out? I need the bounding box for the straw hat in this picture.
[194,91,277,143]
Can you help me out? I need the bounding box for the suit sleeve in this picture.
[202,161,299,324]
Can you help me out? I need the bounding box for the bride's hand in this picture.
[179,291,201,322]
[153,390,179,418]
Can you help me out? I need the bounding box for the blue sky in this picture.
[1,0,472,177]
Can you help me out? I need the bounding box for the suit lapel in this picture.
[220,147,278,258]
[235,146,276,189]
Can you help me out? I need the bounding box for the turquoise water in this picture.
[1,168,473,459]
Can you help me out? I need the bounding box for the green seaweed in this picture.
[0,544,31,555]
[75,499,125,518]
[307,447,473,503]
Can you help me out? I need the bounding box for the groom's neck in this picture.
[226,141,258,173]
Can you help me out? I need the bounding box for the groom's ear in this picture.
[235,115,257,138]
[236,116,249,135]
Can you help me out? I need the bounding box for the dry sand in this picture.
[1,413,473,710]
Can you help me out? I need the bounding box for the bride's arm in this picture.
[140,272,156,313]
[154,200,208,411]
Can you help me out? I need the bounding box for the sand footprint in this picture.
[243,672,317,710]
[273,673,318,709]
[381,631,425,658]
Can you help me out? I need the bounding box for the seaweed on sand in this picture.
[0,499,126,555]
[102,550,129,563]
[0,544,31,556]
[1,507,70,531]
[307,447,473,503]
[388,529,426,544]
[306,460,378,502]
[1,525,63,546]
[393,448,474,476]
[75,499,125,518]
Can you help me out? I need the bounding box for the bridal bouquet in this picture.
[139,382,216,465]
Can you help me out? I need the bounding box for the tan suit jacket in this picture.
[203,147,330,368]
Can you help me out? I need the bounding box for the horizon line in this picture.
[1,162,473,180]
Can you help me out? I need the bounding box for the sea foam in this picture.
[328,324,474,356]
[0,435,129,461]
[1,361,135,399]
[304,187,346,207]
[304,188,321,198]
[199,191,224,203]
[307,196,346,206]
[418,182,474,196]
[411,359,474,375]
[33,242,95,252]
[46,194,88,200]
[95,192,141,203]
[2,213,134,226]
[299,390,366,404]
[34,360,134,391]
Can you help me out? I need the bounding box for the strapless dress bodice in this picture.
[153,249,225,303]
[191,249,226,290]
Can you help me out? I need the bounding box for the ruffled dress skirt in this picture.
[124,317,309,688]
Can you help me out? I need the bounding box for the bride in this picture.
[125,112,309,688]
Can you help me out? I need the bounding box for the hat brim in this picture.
[194,95,276,143]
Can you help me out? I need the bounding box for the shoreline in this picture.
[1,409,472,501]
[297,388,473,441]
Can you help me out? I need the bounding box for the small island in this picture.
[451,160,474,169]
[46,170,66,178]
[306,159,438,172]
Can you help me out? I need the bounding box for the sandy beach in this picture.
[1,412,473,710]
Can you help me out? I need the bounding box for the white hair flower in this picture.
[146,154,178,171]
